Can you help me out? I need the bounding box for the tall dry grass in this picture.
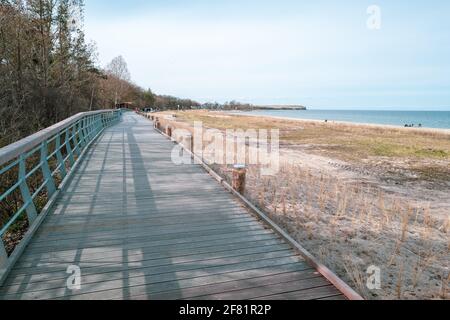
[228,163,449,300]
[148,111,449,300]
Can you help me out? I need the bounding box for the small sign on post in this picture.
[232,164,247,194]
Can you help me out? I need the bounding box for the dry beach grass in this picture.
[153,110,450,300]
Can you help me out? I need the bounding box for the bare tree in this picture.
[0,0,99,145]
[1,1,199,147]
[106,55,130,106]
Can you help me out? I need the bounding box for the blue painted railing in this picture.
[0,109,122,273]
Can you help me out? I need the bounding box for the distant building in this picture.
[116,102,133,109]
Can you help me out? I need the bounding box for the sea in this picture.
[240,110,450,129]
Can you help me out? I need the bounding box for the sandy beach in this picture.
[153,110,450,300]
[229,111,450,135]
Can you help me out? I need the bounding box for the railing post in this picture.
[55,134,67,179]
[87,116,92,138]
[92,115,98,135]
[232,164,247,194]
[93,115,98,135]
[19,154,38,223]
[84,116,89,142]
[0,241,8,268]
[84,117,90,142]
[65,128,75,166]
[86,116,92,141]
[97,114,105,132]
[96,114,103,133]
[101,114,106,129]
[82,117,89,143]
[90,115,95,139]
[92,114,97,136]
[186,134,194,159]
[40,142,56,198]
[71,125,81,157]
[77,120,86,150]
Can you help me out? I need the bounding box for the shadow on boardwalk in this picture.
[0,113,345,300]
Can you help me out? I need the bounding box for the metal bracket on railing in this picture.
[97,114,103,134]
[78,120,86,150]
[72,124,81,157]
[55,134,67,179]
[40,141,56,198]
[18,154,38,224]
[65,128,75,166]
[82,118,88,146]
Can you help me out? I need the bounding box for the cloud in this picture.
[84,1,450,107]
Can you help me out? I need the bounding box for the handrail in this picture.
[0,110,117,166]
[0,109,122,271]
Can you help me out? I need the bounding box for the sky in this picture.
[84,0,450,110]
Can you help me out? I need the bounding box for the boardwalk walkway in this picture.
[0,113,346,300]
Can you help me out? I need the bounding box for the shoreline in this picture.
[228,111,450,135]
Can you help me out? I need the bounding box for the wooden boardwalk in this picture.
[0,113,346,300]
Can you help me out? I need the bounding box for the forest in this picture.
[0,0,204,148]
[1,0,268,149]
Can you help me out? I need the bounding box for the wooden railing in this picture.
[0,109,122,280]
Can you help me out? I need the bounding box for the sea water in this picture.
[241,110,450,129]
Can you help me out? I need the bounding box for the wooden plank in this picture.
[49,203,243,215]
[57,190,227,202]
[191,276,330,301]
[0,112,350,301]
[88,265,312,301]
[253,285,342,300]
[1,256,304,300]
[40,209,252,229]
[47,208,247,221]
[9,243,291,278]
[148,269,320,301]
[54,196,241,207]
[18,229,274,261]
[31,216,258,242]
[49,200,245,213]
[46,206,248,221]
[25,222,266,252]
[13,237,284,271]
[2,250,297,291]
